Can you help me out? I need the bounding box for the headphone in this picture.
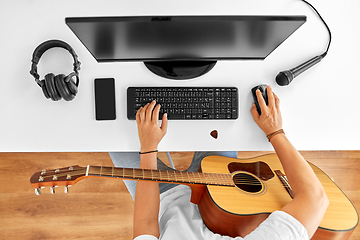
[30,40,81,101]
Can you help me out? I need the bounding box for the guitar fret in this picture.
[215,174,219,185]
[226,174,231,185]
[186,172,190,183]
[192,172,196,183]
[153,170,160,181]
[198,173,202,183]
[219,174,224,185]
[210,173,214,184]
[216,174,221,185]
[205,173,209,184]
[204,173,209,184]
[225,176,233,185]
[228,175,232,185]
[179,171,183,182]
[219,173,223,185]
[211,173,216,185]
[217,174,224,186]
[210,174,215,185]
[222,174,227,185]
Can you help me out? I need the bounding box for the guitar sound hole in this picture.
[233,173,262,193]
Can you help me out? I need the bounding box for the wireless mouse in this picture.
[251,84,268,115]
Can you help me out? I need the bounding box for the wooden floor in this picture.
[0,151,359,240]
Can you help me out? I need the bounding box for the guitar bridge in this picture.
[274,170,294,199]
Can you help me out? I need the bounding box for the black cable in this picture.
[300,0,332,58]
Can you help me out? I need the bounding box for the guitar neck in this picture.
[87,165,235,187]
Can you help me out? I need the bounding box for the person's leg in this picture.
[109,152,140,201]
[109,152,178,200]
[186,151,237,172]
[158,151,238,194]
[154,155,179,194]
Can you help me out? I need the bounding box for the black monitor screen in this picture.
[66,16,306,62]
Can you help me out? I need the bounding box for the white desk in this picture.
[0,0,359,152]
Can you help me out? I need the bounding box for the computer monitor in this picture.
[66,16,306,80]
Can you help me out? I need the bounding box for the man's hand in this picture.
[250,85,283,136]
[136,100,168,152]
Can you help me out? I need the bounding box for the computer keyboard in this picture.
[127,87,238,120]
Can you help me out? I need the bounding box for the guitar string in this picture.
[40,168,234,181]
[39,170,235,185]
[38,169,287,186]
[38,173,278,187]
[38,168,271,183]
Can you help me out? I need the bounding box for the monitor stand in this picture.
[144,61,217,80]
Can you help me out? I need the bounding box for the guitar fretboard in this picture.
[88,166,234,186]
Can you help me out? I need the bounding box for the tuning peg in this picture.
[35,187,42,195]
[64,185,70,193]
[50,186,57,194]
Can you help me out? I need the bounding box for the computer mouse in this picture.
[251,84,268,115]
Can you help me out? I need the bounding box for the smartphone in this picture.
[94,78,116,120]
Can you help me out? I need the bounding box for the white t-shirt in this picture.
[134,185,309,240]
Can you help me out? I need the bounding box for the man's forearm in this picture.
[270,133,325,200]
[133,153,160,238]
[270,133,329,238]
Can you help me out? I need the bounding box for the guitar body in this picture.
[196,154,358,239]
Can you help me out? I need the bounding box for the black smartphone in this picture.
[94,78,116,120]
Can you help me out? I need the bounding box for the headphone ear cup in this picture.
[55,74,75,101]
[65,73,78,95]
[44,73,61,101]
[39,79,51,99]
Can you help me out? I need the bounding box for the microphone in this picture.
[275,55,323,86]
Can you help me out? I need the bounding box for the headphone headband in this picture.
[30,39,81,84]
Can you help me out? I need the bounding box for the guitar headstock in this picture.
[30,165,87,195]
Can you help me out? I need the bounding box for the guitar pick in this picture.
[210,130,218,139]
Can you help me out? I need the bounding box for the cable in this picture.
[275,0,333,86]
[300,0,332,58]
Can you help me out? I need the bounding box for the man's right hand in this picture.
[250,85,283,136]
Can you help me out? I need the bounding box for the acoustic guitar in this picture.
[30,154,358,240]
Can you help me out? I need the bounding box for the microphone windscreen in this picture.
[276,71,290,86]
